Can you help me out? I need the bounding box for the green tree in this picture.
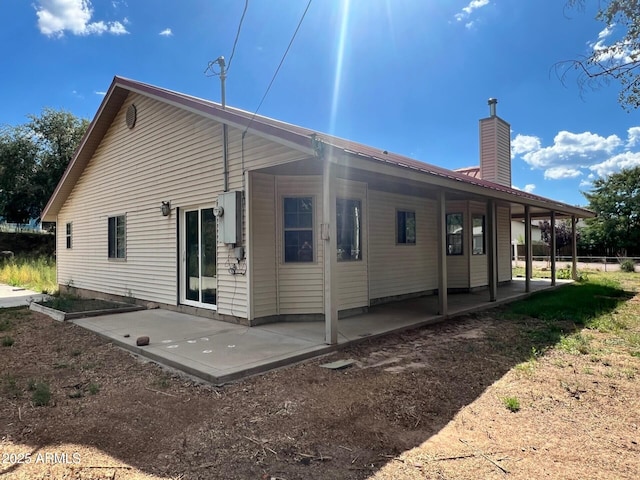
[538,219,578,254]
[582,166,640,256]
[563,1,640,110]
[0,109,89,224]
[0,126,40,224]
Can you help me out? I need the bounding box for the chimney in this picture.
[479,98,511,186]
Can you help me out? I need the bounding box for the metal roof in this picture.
[42,76,594,221]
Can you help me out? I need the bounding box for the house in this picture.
[41,78,593,344]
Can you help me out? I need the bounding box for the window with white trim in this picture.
[446,213,463,255]
[65,222,72,249]
[283,197,313,262]
[396,210,416,244]
[472,214,486,255]
[337,198,362,261]
[108,215,126,259]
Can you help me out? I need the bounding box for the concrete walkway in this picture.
[0,284,50,308]
[67,278,569,384]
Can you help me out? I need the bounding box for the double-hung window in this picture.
[108,215,126,259]
[472,214,486,255]
[336,199,362,261]
[446,213,463,255]
[283,197,313,262]
[65,222,72,249]
[396,210,416,244]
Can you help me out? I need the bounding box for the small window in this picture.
[472,214,486,255]
[65,222,72,249]
[397,211,416,244]
[446,213,463,255]
[284,197,313,262]
[108,215,126,259]
[337,199,362,261]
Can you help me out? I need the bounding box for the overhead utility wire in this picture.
[204,0,248,76]
[243,0,313,135]
[227,0,249,72]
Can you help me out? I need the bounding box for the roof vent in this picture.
[126,104,137,129]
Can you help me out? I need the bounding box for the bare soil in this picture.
[1,279,640,480]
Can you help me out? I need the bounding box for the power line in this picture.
[243,0,312,135]
[227,0,249,72]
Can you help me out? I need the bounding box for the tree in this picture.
[562,1,640,110]
[538,219,578,254]
[581,166,640,256]
[0,109,89,224]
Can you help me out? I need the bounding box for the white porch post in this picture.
[524,205,532,293]
[323,159,338,345]
[437,191,448,316]
[487,199,498,302]
[550,211,557,286]
[571,215,578,280]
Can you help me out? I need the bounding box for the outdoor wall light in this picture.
[161,201,171,216]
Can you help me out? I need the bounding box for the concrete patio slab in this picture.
[0,284,49,308]
[65,278,571,384]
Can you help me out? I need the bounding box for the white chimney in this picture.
[479,98,511,186]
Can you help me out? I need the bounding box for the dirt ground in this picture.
[1,278,640,479]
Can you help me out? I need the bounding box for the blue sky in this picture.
[1,0,639,207]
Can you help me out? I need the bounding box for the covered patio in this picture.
[72,278,568,384]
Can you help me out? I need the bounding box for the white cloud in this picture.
[588,23,638,65]
[94,91,107,96]
[544,167,583,180]
[511,134,541,158]
[159,28,173,37]
[519,131,621,170]
[627,126,640,148]
[36,0,129,37]
[579,179,592,188]
[523,183,536,193]
[589,151,640,177]
[510,127,640,180]
[455,0,489,22]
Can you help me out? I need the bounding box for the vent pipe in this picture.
[488,98,497,117]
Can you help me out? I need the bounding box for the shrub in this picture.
[502,396,521,412]
[31,382,51,406]
[620,259,636,273]
[1,336,15,347]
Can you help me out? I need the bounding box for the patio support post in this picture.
[323,159,338,345]
[437,190,448,316]
[571,215,578,280]
[550,211,557,286]
[524,205,532,293]
[487,199,498,302]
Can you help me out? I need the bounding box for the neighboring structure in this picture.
[42,78,593,344]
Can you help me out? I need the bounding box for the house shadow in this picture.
[1,280,635,480]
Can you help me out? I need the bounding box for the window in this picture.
[65,222,72,249]
[472,214,486,255]
[284,197,313,262]
[337,199,362,261]
[397,210,416,244]
[446,213,463,255]
[108,215,126,259]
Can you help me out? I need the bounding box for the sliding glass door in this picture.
[182,207,216,308]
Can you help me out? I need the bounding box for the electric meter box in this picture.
[217,191,242,245]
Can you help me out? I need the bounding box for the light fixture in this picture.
[161,201,171,216]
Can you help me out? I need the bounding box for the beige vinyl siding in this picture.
[497,205,512,282]
[249,172,277,318]
[446,201,469,289]
[369,190,437,299]
[336,179,368,310]
[275,176,324,314]
[57,92,310,316]
[469,201,488,288]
